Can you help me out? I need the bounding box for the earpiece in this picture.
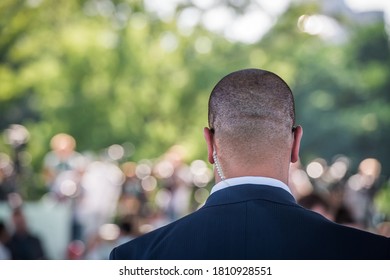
[213,150,225,181]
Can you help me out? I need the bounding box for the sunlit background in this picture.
[1,0,390,259]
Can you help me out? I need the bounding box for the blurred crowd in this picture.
[0,131,389,260]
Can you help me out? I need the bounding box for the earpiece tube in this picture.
[213,150,226,181]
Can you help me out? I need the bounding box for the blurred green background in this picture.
[2,0,389,195]
[1,0,390,258]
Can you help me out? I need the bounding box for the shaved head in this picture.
[208,68,296,168]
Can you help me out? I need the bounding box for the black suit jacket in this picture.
[109,184,390,259]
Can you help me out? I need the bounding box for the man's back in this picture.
[110,68,390,260]
[110,184,390,260]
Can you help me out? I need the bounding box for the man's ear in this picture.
[291,125,303,163]
[203,127,215,164]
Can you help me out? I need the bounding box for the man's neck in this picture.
[221,165,290,186]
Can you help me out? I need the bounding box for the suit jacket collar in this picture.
[204,184,297,208]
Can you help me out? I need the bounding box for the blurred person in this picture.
[83,234,108,260]
[118,162,147,217]
[377,222,390,238]
[0,220,11,260]
[5,208,46,260]
[0,154,15,201]
[159,147,193,221]
[42,133,89,241]
[343,158,383,229]
[42,133,86,200]
[110,68,390,259]
[85,215,136,259]
[115,215,137,246]
[334,204,364,230]
[297,192,334,221]
[66,239,85,260]
[77,159,123,244]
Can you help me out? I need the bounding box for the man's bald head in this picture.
[208,68,296,167]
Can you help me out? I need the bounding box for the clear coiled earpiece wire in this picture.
[213,149,226,181]
[210,127,229,185]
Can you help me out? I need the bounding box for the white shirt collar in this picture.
[210,176,293,196]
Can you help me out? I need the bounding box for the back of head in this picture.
[208,68,296,167]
